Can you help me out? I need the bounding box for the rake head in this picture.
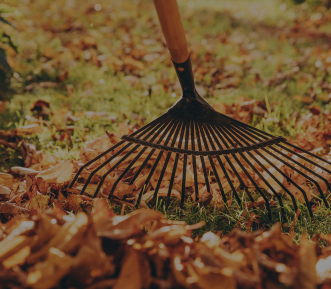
[68,57,331,221]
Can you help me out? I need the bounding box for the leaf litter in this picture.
[1,199,331,288]
[2,0,331,287]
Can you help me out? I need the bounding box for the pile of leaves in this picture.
[1,200,331,289]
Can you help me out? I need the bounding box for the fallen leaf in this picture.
[36,160,74,183]
[17,124,43,135]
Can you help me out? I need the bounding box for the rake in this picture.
[69,0,331,220]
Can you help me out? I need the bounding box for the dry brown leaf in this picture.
[0,235,34,262]
[293,95,314,104]
[51,107,71,126]
[123,56,145,71]
[0,173,14,189]
[17,124,43,135]
[2,245,31,269]
[114,248,151,289]
[29,194,50,211]
[36,160,74,183]
[0,184,11,195]
[0,202,29,214]
[68,224,115,286]
[95,209,164,239]
[67,193,81,212]
[138,188,181,208]
[27,213,89,264]
[27,247,74,289]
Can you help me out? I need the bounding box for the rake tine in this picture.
[84,116,173,196]
[233,119,274,138]
[259,149,304,215]
[80,142,133,195]
[190,120,199,201]
[278,144,331,173]
[93,145,140,197]
[278,144,331,188]
[69,140,125,189]
[153,119,184,202]
[181,120,190,208]
[285,142,331,166]
[69,114,170,189]
[226,125,288,220]
[165,120,186,206]
[198,123,228,206]
[218,125,272,220]
[271,146,329,208]
[194,121,210,193]
[205,123,242,206]
[129,118,178,186]
[136,152,163,207]
[136,118,182,207]
[228,125,306,215]
[106,117,176,199]
[107,146,148,199]
[262,148,314,216]
[210,123,252,203]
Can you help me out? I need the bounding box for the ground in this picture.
[1,0,331,241]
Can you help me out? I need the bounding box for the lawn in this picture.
[1,0,331,241]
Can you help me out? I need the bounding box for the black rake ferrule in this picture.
[172,56,195,94]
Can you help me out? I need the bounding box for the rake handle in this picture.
[154,0,189,63]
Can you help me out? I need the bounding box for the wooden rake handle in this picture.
[154,0,189,63]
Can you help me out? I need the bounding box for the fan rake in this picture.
[69,0,331,220]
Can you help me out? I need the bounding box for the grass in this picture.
[1,0,331,239]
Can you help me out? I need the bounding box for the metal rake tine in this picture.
[262,148,314,216]
[92,144,140,197]
[136,151,163,207]
[129,117,178,186]
[107,146,148,199]
[228,125,308,215]
[285,142,331,166]
[106,116,178,199]
[81,115,172,195]
[240,123,331,177]
[210,123,252,203]
[279,144,331,179]
[233,119,274,138]
[79,142,133,195]
[167,122,188,209]
[70,113,170,189]
[259,149,304,215]
[194,121,210,193]
[271,146,329,208]
[93,117,175,197]
[153,119,184,202]
[136,118,182,207]
[69,140,125,189]
[225,125,288,220]
[218,125,272,220]
[165,119,185,207]
[198,123,228,206]
[181,120,190,208]
[204,123,242,206]
[190,120,199,201]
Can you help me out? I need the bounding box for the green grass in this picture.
[1,0,331,239]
